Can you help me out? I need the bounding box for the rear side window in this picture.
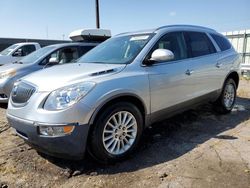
[210,34,232,51]
[79,45,95,56]
[185,32,216,58]
[21,45,36,56]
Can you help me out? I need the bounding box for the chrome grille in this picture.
[11,82,36,104]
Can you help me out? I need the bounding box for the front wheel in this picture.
[214,78,237,114]
[89,102,143,163]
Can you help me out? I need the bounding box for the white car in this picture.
[0,42,41,66]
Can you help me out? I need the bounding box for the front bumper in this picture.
[0,95,8,103]
[0,78,15,103]
[0,82,8,103]
[7,114,90,160]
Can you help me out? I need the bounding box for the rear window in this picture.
[22,45,36,55]
[185,32,216,58]
[210,34,232,51]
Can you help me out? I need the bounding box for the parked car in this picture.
[0,29,111,103]
[0,42,41,66]
[7,25,241,163]
[241,64,250,77]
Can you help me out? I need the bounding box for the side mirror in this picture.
[150,49,174,62]
[13,49,23,57]
[48,57,59,65]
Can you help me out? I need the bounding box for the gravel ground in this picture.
[0,79,250,188]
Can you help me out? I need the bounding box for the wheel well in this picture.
[92,96,146,125]
[226,72,239,89]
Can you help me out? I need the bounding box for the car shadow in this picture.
[0,103,8,109]
[40,96,250,176]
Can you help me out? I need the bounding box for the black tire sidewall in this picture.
[89,102,143,163]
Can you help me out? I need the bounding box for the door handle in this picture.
[216,63,222,68]
[185,69,194,76]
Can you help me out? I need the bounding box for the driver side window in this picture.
[40,47,79,66]
[150,32,188,62]
[13,45,36,57]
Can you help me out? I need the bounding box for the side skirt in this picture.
[148,90,221,125]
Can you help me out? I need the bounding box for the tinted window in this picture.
[185,32,216,58]
[20,45,36,56]
[210,34,232,51]
[79,45,95,56]
[150,32,187,61]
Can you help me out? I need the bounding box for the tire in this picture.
[88,102,143,164]
[214,78,237,114]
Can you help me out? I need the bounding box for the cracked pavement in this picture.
[0,79,250,188]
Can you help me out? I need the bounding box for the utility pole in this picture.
[95,0,100,28]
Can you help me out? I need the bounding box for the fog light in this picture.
[39,125,75,136]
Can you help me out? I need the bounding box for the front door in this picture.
[145,32,191,121]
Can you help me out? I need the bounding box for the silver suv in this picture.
[7,25,241,163]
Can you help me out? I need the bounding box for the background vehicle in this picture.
[7,25,240,163]
[0,29,111,103]
[0,42,41,65]
[241,64,250,77]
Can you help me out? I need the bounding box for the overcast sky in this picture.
[0,0,249,40]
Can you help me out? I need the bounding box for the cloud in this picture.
[169,11,177,17]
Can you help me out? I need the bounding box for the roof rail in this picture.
[155,25,216,32]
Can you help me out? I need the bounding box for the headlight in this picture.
[44,82,96,111]
[0,70,16,80]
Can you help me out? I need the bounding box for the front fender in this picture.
[87,89,149,125]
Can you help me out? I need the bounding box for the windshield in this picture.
[20,46,57,64]
[79,34,153,64]
[0,44,19,56]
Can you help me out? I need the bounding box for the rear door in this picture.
[210,33,236,88]
[183,31,219,98]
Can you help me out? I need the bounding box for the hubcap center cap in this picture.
[116,128,124,136]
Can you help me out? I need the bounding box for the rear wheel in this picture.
[89,102,143,163]
[214,78,236,114]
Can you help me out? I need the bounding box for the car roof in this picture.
[116,25,217,37]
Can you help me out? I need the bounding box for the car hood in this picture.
[0,63,31,73]
[22,63,126,92]
[0,55,13,65]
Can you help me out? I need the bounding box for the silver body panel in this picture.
[7,25,241,159]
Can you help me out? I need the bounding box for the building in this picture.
[0,38,69,52]
[222,30,250,65]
